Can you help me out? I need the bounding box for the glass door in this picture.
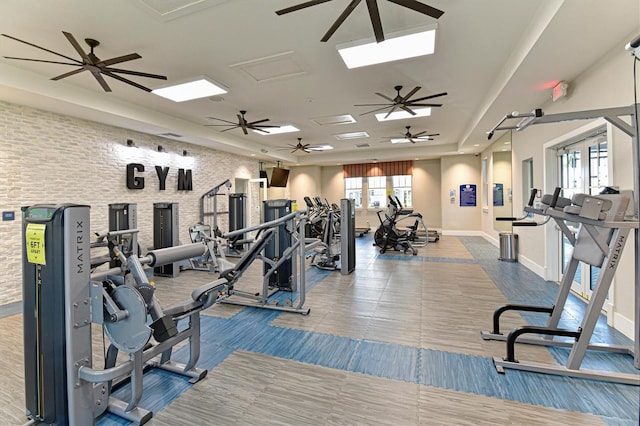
[557,133,608,305]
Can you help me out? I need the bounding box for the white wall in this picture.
[0,101,258,305]
[289,166,321,209]
[320,165,344,203]
[409,159,442,230]
[510,33,640,337]
[440,155,482,233]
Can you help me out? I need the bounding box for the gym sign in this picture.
[126,163,193,191]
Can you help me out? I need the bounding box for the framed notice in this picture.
[493,183,504,206]
[460,184,477,207]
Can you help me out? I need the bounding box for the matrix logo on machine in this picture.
[126,163,193,191]
[608,234,626,270]
[76,220,84,274]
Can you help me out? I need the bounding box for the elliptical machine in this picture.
[373,195,418,255]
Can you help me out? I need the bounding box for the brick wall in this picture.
[0,101,258,305]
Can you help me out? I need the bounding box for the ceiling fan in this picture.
[356,85,447,118]
[205,110,280,135]
[383,126,439,143]
[276,0,444,43]
[1,31,167,92]
[280,138,326,153]
[288,138,312,153]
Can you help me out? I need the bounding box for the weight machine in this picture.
[482,102,640,385]
[306,198,356,274]
[200,179,232,234]
[219,207,312,315]
[187,222,234,273]
[21,204,270,424]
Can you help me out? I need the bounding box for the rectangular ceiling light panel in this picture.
[308,145,334,151]
[152,76,227,102]
[337,25,437,69]
[375,107,431,122]
[334,131,369,140]
[252,125,300,135]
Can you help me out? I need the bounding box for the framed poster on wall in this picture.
[493,183,504,206]
[460,184,476,207]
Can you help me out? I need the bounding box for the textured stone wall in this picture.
[0,101,258,305]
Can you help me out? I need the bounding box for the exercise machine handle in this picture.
[550,187,561,209]
[394,195,404,210]
[512,221,541,226]
[527,188,538,207]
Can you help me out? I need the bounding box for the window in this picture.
[556,128,609,307]
[481,157,488,209]
[522,158,534,207]
[368,176,387,208]
[392,175,412,208]
[344,177,363,208]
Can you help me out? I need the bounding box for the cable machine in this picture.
[200,179,232,234]
[483,103,640,385]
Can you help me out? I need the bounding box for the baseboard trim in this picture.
[481,232,499,248]
[518,254,546,279]
[0,301,21,319]
[612,312,634,340]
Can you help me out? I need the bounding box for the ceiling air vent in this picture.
[355,143,371,148]
[311,114,356,126]
[159,132,182,138]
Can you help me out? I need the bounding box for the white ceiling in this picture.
[0,0,638,167]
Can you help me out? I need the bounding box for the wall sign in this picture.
[126,163,193,191]
[493,183,504,206]
[459,184,477,207]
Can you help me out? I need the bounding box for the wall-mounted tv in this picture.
[270,167,290,187]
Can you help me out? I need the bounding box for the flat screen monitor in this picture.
[270,167,289,187]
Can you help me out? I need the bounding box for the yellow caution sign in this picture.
[292,202,298,212]
[26,223,46,265]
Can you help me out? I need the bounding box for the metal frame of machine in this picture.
[483,103,640,385]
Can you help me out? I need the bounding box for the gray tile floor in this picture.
[0,235,637,425]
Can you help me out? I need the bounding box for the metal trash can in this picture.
[498,232,518,262]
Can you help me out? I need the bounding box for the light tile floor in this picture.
[0,235,637,425]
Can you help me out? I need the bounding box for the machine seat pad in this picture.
[571,193,612,210]
[540,194,572,209]
[563,205,607,220]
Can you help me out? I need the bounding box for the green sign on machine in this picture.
[28,207,54,220]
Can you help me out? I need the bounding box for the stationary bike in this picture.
[373,195,418,255]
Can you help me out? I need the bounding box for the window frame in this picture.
[344,177,363,208]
